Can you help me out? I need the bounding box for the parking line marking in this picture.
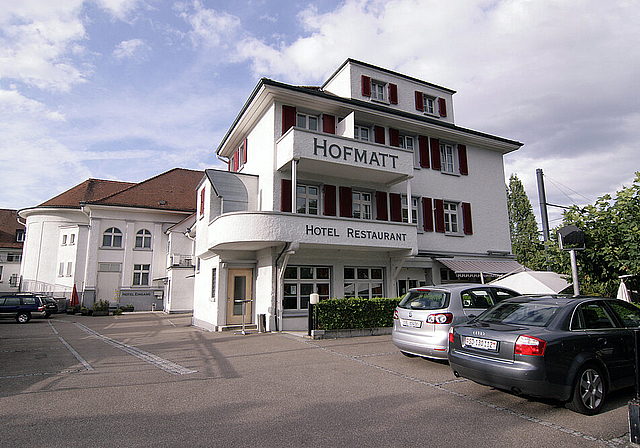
[59,337,94,371]
[290,335,618,447]
[48,320,59,334]
[0,369,86,380]
[73,322,196,375]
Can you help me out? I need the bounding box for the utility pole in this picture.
[536,168,551,270]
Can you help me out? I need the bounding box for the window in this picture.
[423,94,436,114]
[7,253,21,262]
[62,234,67,245]
[398,135,414,151]
[102,227,122,247]
[296,184,319,215]
[66,262,73,277]
[70,234,75,245]
[354,125,370,142]
[135,229,152,248]
[402,196,419,224]
[344,267,384,299]
[440,143,455,173]
[133,264,150,286]
[98,263,121,272]
[371,80,386,102]
[211,268,217,300]
[352,191,372,220]
[283,266,330,310]
[59,262,64,277]
[607,300,640,327]
[461,289,496,309]
[441,268,457,282]
[16,229,25,242]
[0,265,3,280]
[9,274,18,286]
[297,113,318,131]
[444,202,459,233]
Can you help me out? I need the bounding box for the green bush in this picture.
[92,300,110,311]
[315,297,401,330]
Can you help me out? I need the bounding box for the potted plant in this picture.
[92,300,110,316]
[121,303,134,312]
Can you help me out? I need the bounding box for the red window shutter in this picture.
[281,179,292,212]
[323,114,336,134]
[243,138,248,164]
[422,197,434,232]
[415,91,424,111]
[227,159,231,171]
[389,83,398,104]
[374,126,385,144]
[462,202,473,235]
[233,150,239,171]
[389,128,400,147]
[282,105,296,135]
[434,199,445,233]
[339,186,352,218]
[418,136,430,168]
[323,185,336,216]
[389,193,402,222]
[361,75,371,97]
[200,188,205,216]
[375,191,388,221]
[458,144,468,175]
[438,98,447,117]
[430,138,441,171]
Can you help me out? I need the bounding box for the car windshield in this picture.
[476,302,559,327]
[398,290,449,310]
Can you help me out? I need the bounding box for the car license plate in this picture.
[464,336,498,351]
[400,319,422,328]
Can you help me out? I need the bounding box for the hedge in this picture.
[315,297,401,330]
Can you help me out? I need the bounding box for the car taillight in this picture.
[393,309,398,320]
[38,306,44,311]
[514,335,546,356]
[448,327,454,343]
[426,313,453,324]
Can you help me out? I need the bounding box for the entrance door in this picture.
[227,268,253,325]
[97,271,121,305]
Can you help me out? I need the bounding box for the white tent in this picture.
[490,271,571,295]
[617,279,632,302]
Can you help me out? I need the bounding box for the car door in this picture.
[578,300,632,389]
[459,288,496,320]
[602,300,639,388]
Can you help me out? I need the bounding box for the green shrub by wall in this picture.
[315,297,401,330]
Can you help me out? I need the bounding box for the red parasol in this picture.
[70,284,80,307]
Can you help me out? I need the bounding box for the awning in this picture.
[436,258,524,278]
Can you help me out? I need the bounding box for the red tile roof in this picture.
[36,168,204,213]
[90,168,203,212]
[0,209,24,249]
[39,179,134,208]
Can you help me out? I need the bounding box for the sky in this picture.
[1,0,638,229]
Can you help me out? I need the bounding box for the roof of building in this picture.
[34,168,204,213]
[39,179,135,208]
[90,168,204,212]
[0,209,24,249]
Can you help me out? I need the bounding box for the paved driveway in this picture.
[0,313,635,447]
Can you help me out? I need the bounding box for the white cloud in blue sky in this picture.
[1,0,639,227]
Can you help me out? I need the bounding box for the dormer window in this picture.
[423,94,436,115]
[15,229,25,242]
[297,113,318,131]
[371,80,386,102]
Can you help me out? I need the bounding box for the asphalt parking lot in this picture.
[0,312,636,447]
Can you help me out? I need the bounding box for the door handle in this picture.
[597,338,608,345]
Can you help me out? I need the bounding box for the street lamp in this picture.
[557,225,585,296]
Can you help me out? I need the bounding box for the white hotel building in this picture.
[192,59,523,332]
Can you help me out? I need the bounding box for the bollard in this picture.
[629,330,640,443]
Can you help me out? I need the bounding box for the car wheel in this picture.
[567,364,606,415]
[401,351,418,358]
[16,312,31,324]
[44,311,51,318]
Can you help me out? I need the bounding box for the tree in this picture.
[559,172,640,297]
[507,174,545,270]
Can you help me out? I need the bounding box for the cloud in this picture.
[177,0,242,49]
[112,38,151,61]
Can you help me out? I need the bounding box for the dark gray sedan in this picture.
[448,295,640,414]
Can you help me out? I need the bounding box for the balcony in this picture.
[207,211,417,255]
[277,128,414,186]
[170,254,194,268]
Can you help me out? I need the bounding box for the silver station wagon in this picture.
[392,284,520,359]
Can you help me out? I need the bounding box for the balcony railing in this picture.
[170,254,194,268]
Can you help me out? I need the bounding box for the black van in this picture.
[0,294,46,323]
